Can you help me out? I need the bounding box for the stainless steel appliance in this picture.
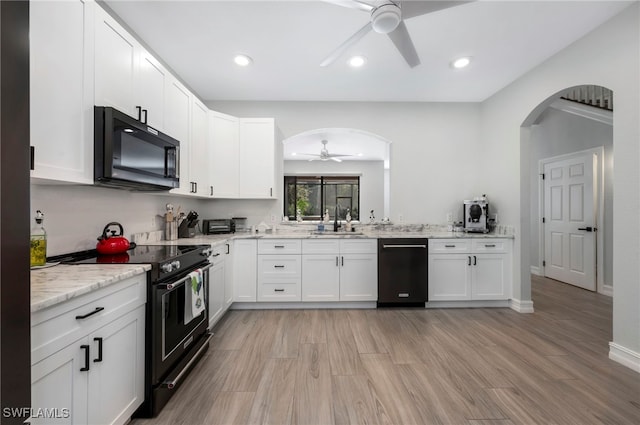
[202,219,236,234]
[464,198,489,233]
[57,244,213,417]
[94,106,180,191]
[377,239,428,306]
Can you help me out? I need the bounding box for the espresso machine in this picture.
[178,210,199,238]
[463,196,489,233]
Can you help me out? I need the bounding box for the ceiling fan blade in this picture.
[323,0,375,13]
[320,22,372,67]
[399,1,474,20]
[387,21,420,68]
[330,157,343,162]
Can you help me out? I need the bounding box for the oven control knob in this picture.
[171,260,181,270]
[202,248,213,257]
[161,263,173,273]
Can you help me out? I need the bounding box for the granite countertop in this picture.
[31,264,151,313]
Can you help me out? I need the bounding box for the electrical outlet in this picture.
[446,212,453,223]
[151,216,156,228]
[270,214,276,223]
[398,214,404,223]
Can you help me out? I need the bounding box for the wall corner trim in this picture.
[510,298,535,313]
[609,342,640,373]
[530,266,541,276]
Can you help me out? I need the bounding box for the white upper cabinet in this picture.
[209,111,240,198]
[239,118,276,199]
[189,98,211,196]
[30,0,94,184]
[94,6,138,117]
[135,50,167,129]
[95,6,168,129]
[165,78,192,196]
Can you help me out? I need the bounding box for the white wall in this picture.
[207,101,482,225]
[529,107,613,288]
[480,4,639,359]
[283,160,385,222]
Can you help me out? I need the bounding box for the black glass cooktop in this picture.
[52,244,207,265]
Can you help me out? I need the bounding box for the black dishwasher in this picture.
[377,238,428,306]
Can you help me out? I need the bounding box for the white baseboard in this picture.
[599,284,613,297]
[530,266,541,276]
[609,342,640,373]
[231,301,377,310]
[424,300,510,309]
[510,298,535,313]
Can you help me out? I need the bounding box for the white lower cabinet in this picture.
[31,274,146,425]
[301,239,377,302]
[233,239,257,302]
[208,246,226,329]
[224,242,234,310]
[428,239,511,301]
[257,240,302,301]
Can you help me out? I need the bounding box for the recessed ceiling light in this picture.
[451,56,471,69]
[291,152,297,156]
[234,54,252,67]
[348,56,367,68]
[357,153,364,157]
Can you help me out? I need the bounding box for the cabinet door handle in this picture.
[136,106,142,121]
[274,265,285,268]
[336,256,339,267]
[211,253,221,257]
[194,182,198,193]
[274,289,285,292]
[445,244,456,248]
[142,109,148,124]
[270,188,273,197]
[75,307,104,320]
[485,244,496,248]
[30,146,35,170]
[226,243,230,254]
[80,345,90,371]
[93,337,103,363]
[341,256,344,266]
[210,186,213,196]
[473,255,477,266]
[468,256,471,266]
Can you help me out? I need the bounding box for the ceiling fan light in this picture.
[371,4,401,34]
[234,54,252,67]
[451,56,471,69]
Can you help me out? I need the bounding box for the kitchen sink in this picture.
[309,231,366,236]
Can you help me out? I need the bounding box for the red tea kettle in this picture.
[96,222,131,255]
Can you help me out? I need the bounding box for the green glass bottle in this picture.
[30,210,47,267]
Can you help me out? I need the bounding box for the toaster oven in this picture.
[202,219,235,234]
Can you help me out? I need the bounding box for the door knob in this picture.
[577,226,596,232]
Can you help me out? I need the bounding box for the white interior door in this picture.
[543,153,597,291]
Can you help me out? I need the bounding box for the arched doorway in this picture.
[521,85,613,296]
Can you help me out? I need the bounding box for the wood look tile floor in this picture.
[132,275,640,425]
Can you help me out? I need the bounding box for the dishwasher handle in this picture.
[382,244,427,249]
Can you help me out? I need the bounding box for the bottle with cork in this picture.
[30,210,47,267]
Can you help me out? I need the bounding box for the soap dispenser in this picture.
[30,210,47,267]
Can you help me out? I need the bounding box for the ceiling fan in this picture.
[301,140,352,162]
[321,1,472,68]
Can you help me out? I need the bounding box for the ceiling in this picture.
[104,0,632,103]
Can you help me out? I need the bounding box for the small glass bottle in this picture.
[30,210,47,267]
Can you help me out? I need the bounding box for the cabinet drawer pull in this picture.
[93,337,103,363]
[398,293,409,298]
[444,244,456,248]
[75,307,104,320]
[274,265,285,268]
[274,245,285,248]
[80,345,90,372]
[274,289,285,292]
[485,244,496,248]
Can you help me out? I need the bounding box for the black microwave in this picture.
[94,106,180,191]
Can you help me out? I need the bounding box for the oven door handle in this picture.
[156,263,213,292]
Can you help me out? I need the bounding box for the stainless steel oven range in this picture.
[59,244,213,417]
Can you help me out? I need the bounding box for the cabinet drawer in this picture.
[257,255,301,282]
[258,239,301,254]
[302,239,340,254]
[339,239,377,254]
[258,282,301,301]
[31,273,147,364]
[429,239,471,254]
[471,239,510,254]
